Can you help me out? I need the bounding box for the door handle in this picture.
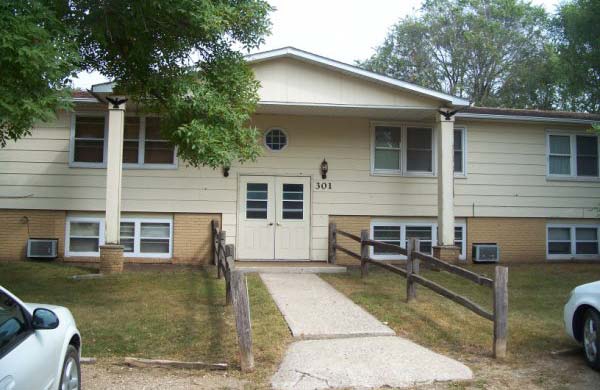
[0,376,16,390]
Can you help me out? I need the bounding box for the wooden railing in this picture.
[211,220,254,372]
[329,223,508,359]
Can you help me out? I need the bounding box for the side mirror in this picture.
[32,308,59,330]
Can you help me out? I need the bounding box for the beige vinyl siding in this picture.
[251,57,439,108]
[1,111,599,260]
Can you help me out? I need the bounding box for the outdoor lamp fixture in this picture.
[320,159,328,179]
[223,166,230,177]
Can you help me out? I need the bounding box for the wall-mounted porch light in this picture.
[320,159,328,179]
[223,166,230,177]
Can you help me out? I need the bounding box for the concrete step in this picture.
[236,265,347,274]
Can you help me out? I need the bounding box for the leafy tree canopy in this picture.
[359,0,556,109]
[553,0,600,112]
[1,0,272,167]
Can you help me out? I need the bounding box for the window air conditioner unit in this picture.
[27,239,58,259]
[472,243,499,263]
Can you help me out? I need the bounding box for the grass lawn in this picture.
[0,261,291,383]
[322,263,600,389]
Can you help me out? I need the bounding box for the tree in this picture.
[0,1,79,147]
[0,0,272,168]
[553,0,600,113]
[359,0,554,108]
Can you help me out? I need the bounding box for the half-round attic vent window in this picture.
[265,128,288,151]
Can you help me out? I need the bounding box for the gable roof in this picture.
[245,47,471,107]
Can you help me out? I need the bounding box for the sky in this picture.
[71,0,563,89]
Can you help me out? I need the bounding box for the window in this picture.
[119,218,173,258]
[406,127,433,172]
[454,129,465,174]
[265,128,288,151]
[70,114,176,168]
[282,184,303,219]
[374,126,401,171]
[246,183,268,219]
[144,117,176,165]
[372,124,465,176]
[66,218,104,256]
[547,225,600,259]
[66,216,172,258]
[547,133,599,178]
[71,115,106,165]
[373,225,402,255]
[371,221,466,260]
[0,291,29,358]
[406,225,433,254]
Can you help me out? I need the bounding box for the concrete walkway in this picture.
[260,273,473,389]
[260,274,395,339]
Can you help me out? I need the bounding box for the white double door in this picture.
[238,176,311,260]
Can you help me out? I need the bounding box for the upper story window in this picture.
[372,124,465,176]
[70,114,176,168]
[547,132,599,178]
[265,128,288,151]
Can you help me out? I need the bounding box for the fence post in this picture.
[360,230,369,278]
[231,270,255,372]
[328,223,337,264]
[406,238,416,302]
[225,244,235,305]
[493,266,509,359]
[211,220,219,267]
[217,231,226,279]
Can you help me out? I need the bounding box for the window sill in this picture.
[546,175,600,183]
[370,171,468,179]
[69,163,178,170]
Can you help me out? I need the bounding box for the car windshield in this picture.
[0,292,27,350]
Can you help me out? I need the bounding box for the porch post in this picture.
[433,112,460,262]
[100,98,126,274]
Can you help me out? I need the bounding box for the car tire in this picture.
[583,309,600,371]
[59,345,81,390]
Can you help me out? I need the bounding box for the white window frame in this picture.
[65,216,173,258]
[546,131,600,180]
[546,224,600,260]
[370,220,466,261]
[121,217,173,259]
[454,127,467,177]
[69,114,178,169]
[69,112,109,168]
[263,127,289,152]
[65,217,105,257]
[370,122,466,177]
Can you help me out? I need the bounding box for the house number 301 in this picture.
[315,182,332,190]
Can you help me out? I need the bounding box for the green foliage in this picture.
[553,0,600,112]
[360,0,555,108]
[0,0,78,147]
[1,0,272,168]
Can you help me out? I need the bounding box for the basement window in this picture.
[120,218,173,258]
[66,217,104,257]
[547,224,600,259]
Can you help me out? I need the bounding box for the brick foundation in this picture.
[0,210,66,261]
[99,245,124,274]
[433,245,460,263]
[329,215,371,266]
[466,217,547,263]
[173,213,221,264]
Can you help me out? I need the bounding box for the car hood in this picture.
[573,280,600,294]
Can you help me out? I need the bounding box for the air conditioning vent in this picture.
[27,239,58,259]
[472,244,499,263]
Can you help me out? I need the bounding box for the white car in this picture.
[564,281,600,370]
[0,286,81,390]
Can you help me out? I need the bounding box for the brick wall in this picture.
[329,215,371,266]
[0,210,66,261]
[466,217,547,263]
[173,213,221,264]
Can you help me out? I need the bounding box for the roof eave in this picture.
[456,112,598,125]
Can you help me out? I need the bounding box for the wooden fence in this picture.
[211,220,254,372]
[329,223,509,359]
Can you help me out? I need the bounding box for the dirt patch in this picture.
[82,361,250,390]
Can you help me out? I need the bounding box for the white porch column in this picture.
[435,112,459,261]
[105,100,125,244]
